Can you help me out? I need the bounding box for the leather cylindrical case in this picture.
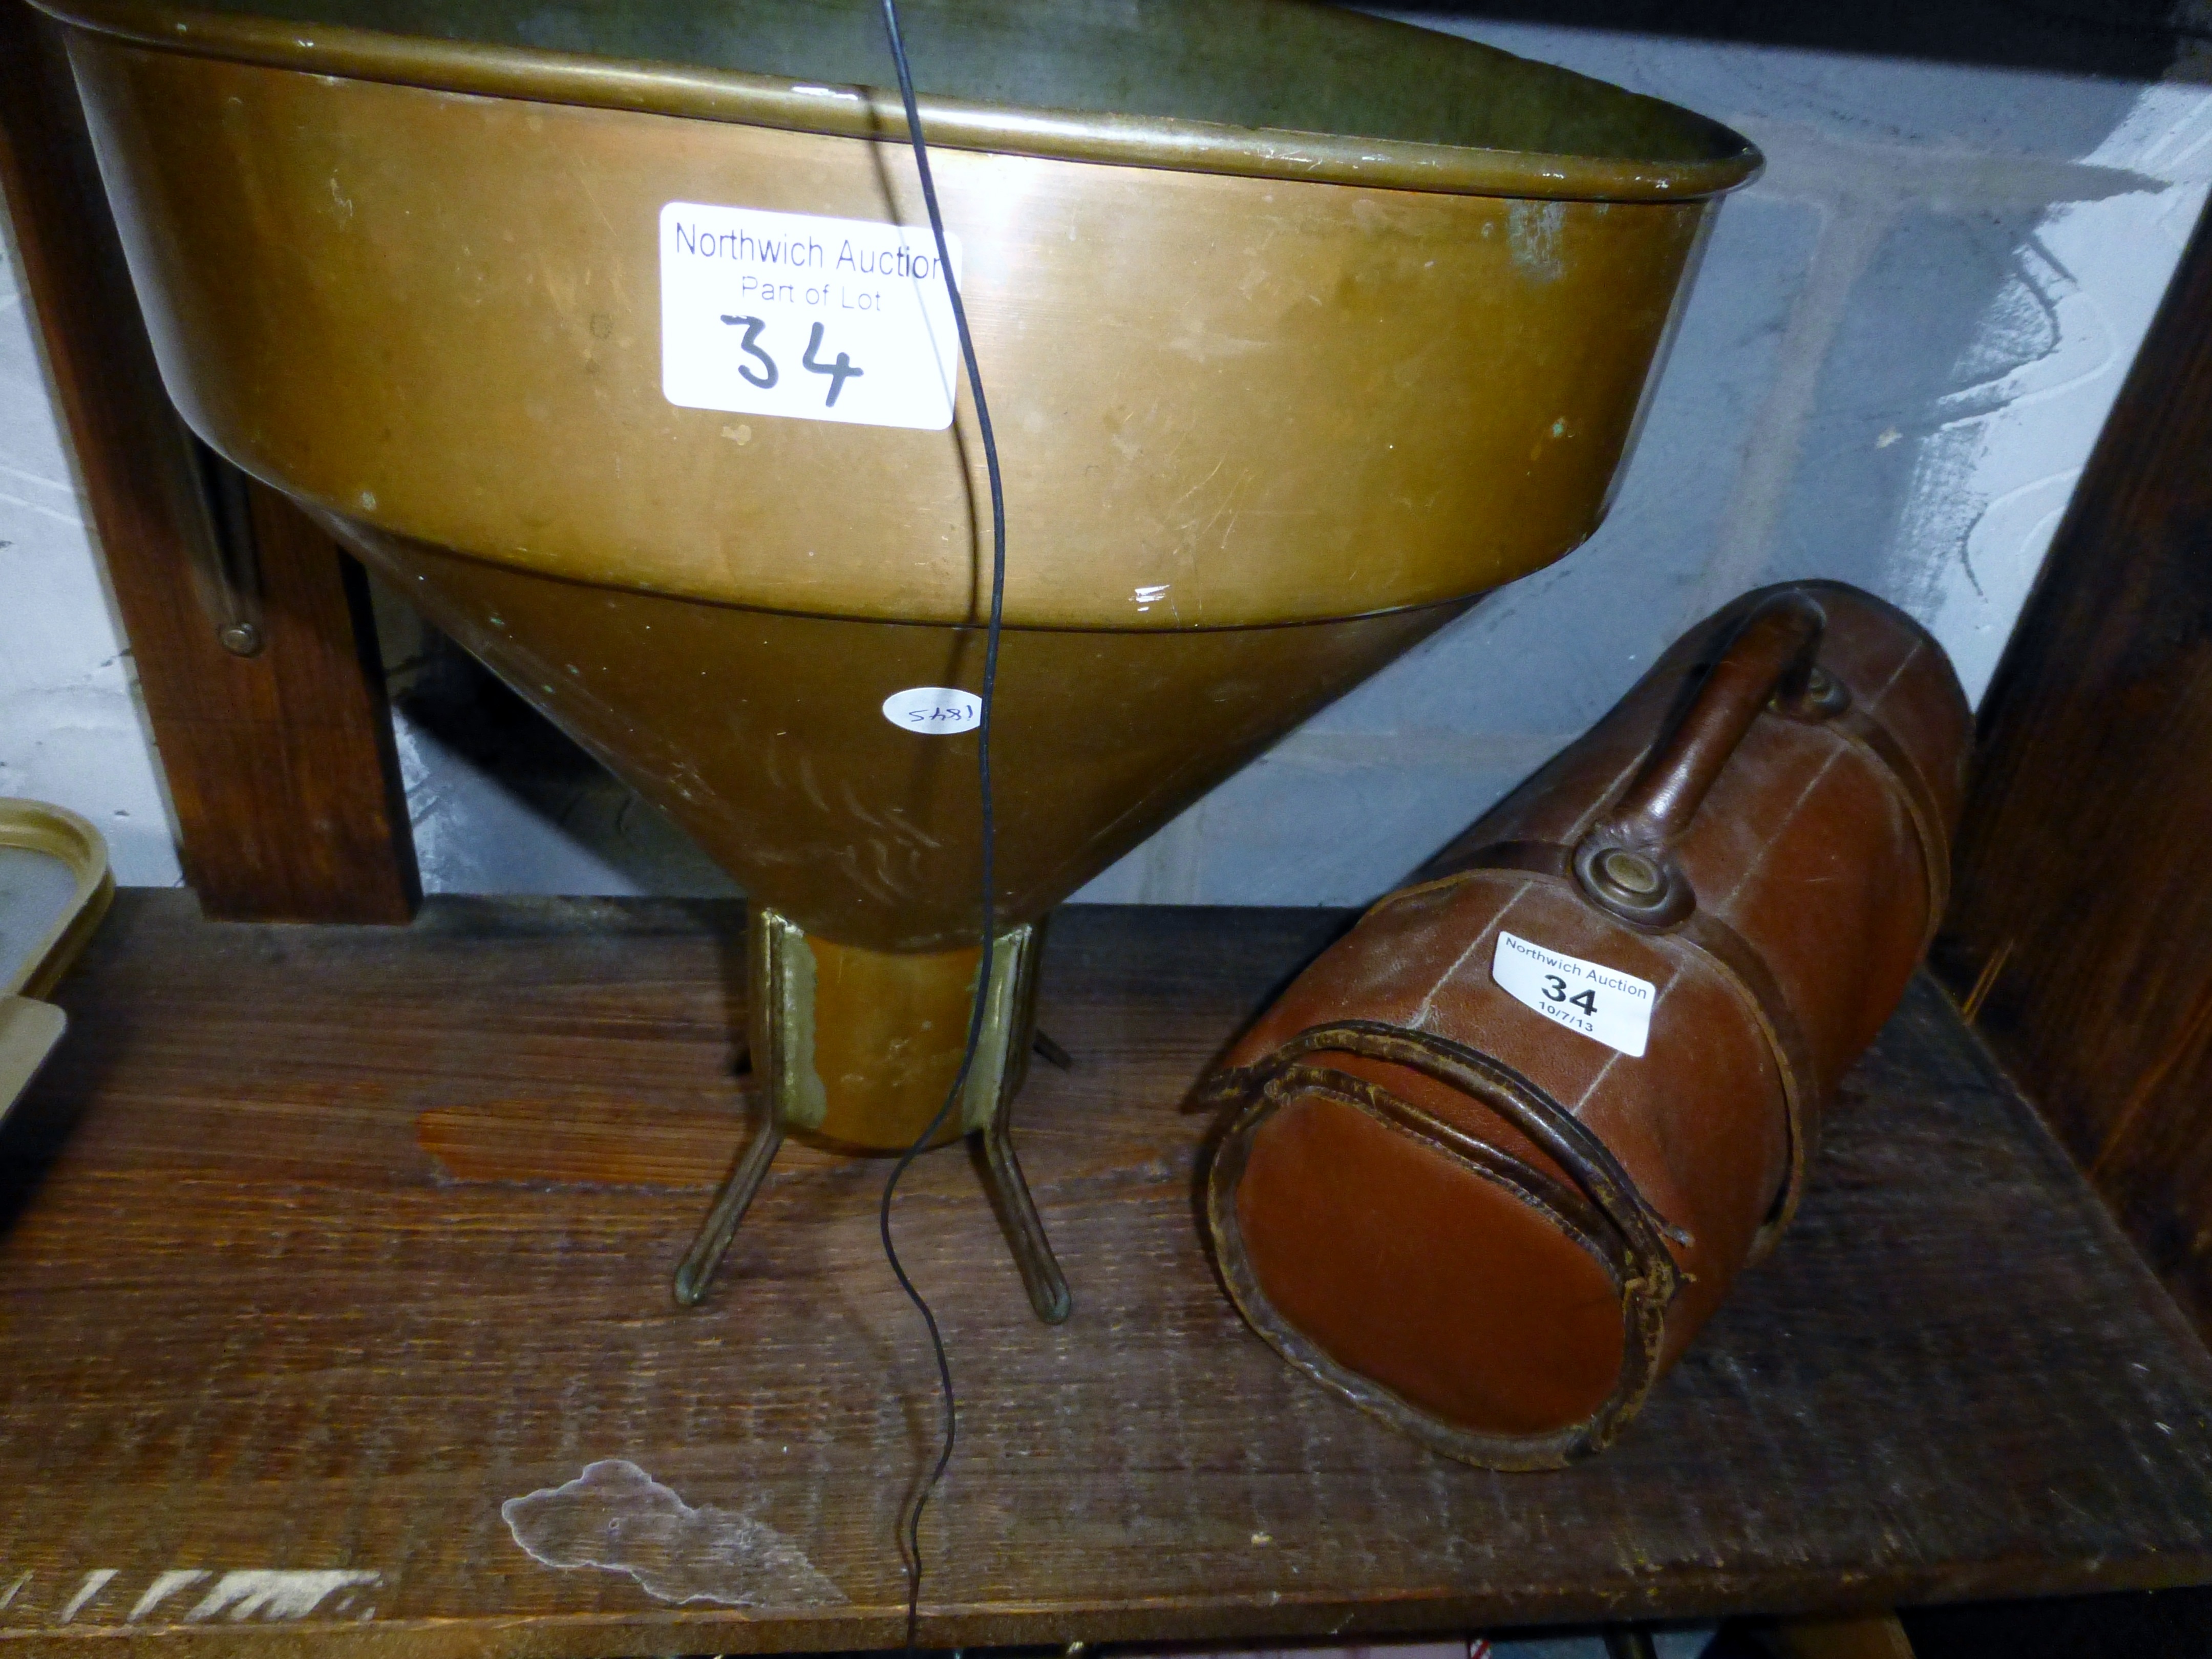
[1202,581,1969,1469]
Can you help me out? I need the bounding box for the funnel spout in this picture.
[675,903,1066,1317]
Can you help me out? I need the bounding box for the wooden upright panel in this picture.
[0,0,418,922]
[1937,201,2212,1335]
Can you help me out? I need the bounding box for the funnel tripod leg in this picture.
[675,904,1069,1317]
[672,1117,786,1307]
[977,1112,1072,1325]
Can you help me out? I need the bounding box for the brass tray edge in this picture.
[0,798,117,1002]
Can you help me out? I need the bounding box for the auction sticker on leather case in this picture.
[662,202,961,430]
[1492,930,1654,1057]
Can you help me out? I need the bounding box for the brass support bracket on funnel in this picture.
[673,906,1070,1323]
[181,429,266,657]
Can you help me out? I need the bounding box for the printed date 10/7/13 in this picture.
[717,316,865,408]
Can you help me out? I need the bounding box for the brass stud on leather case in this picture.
[1598,848,1664,898]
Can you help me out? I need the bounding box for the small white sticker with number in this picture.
[661,202,961,430]
[881,686,981,735]
[1492,930,1655,1058]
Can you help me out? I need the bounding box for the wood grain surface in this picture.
[0,2,417,923]
[1933,199,2212,1339]
[3,895,2210,1658]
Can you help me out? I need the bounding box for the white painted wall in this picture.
[1077,24,2212,904]
[0,228,181,886]
[6,22,2210,903]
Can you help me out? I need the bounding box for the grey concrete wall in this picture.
[7,14,2211,903]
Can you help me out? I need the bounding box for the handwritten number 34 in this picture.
[717,315,865,408]
[1541,974,1600,1017]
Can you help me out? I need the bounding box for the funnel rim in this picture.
[36,0,1762,203]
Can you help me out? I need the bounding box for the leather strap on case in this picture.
[1433,591,1942,1250]
[1832,684,1951,942]
[1441,841,1819,1252]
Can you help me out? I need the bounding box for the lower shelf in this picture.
[2,893,2209,1656]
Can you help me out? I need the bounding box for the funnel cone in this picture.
[43,0,1759,1300]
[338,525,1465,951]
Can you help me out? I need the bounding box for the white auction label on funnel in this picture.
[661,202,961,431]
[882,687,981,735]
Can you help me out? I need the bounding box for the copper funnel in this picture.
[38,0,1759,1315]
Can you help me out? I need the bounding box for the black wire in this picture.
[874,1,1007,1652]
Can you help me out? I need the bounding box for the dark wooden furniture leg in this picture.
[0,0,418,923]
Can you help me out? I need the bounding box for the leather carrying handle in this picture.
[1573,588,1844,928]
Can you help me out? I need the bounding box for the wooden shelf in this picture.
[3,895,2210,1656]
